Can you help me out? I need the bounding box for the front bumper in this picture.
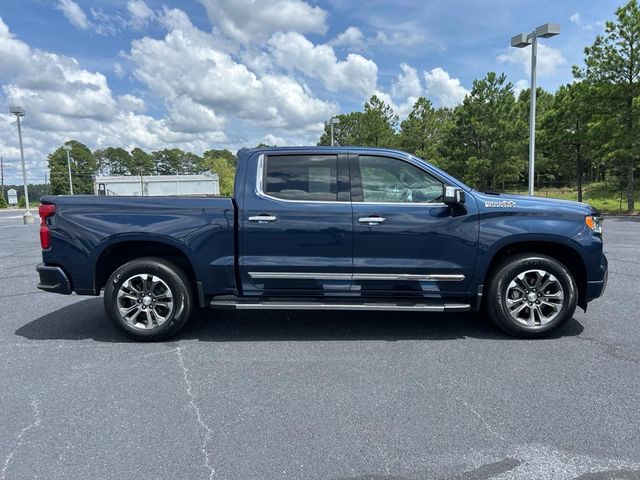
[586,254,608,301]
[36,263,71,295]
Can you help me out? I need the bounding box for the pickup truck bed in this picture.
[38,195,236,301]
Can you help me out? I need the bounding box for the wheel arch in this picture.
[483,240,588,309]
[94,240,200,302]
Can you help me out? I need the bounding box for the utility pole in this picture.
[1,156,4,203]
[327,117,340,146]
[63,145,74,195]
[9,106,33,223]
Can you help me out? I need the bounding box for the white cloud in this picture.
[198,0,327,44]
[373,63,424,118]
[391,63,422,99]
[569,12,604,31]
[127,11,337,129]
[164,96,225,134]
[127,0,155,28]
[423,67,469,107]
[113,62,125,78]
[267,32,377,98]
[56,0,90,30]
[328,26,426,51]
[260,134,287,146]
[329,27,366,50]
[497,43,568,77]
[374,30,425,47]
[0,16,229,183]
[513,79,529,97]
[117,94,146,113]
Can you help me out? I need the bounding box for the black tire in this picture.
[104,257,193,341]
[486,253,577,338]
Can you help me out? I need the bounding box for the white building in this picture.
[94,173,220,197]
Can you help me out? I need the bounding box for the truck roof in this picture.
[238,146,410,157]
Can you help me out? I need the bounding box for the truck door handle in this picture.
[248,214,277,223]
[358,216,387,225]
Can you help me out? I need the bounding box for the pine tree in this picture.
[574,0,640,211]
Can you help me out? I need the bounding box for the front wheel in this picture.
[104,257,194,341]
[486,254,577,338]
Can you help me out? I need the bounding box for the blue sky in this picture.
[0,0,621,183]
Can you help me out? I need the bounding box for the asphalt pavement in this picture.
[0,208,639,480]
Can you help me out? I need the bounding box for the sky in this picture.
[0,0,622,184]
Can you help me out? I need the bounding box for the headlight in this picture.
[585,215,603,234]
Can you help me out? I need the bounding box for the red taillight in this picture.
[38,204,55,249]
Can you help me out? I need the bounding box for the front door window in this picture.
[358,155,443,204]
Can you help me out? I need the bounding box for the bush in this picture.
[18,197,26,208]
[0,197,7,208]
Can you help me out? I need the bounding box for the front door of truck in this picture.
[350,154,477,298]
[239,152,353,296]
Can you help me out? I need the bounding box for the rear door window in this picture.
[264,155,338,201]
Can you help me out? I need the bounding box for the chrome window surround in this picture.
[256,154,448,207]
[256,154,348,204]
[357,154,447,207]
[249,272,465,282]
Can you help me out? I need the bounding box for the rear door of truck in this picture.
[238,151,353,296]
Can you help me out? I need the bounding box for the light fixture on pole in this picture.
[62,145,74,195]
[327,117,340,146]
[9,105,34,225]
[511,23,560,196]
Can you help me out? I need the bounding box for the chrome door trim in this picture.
[356,201,448,207]
[249,272,352,281]
[210,299,471,312]
[353,273,465,281]
[248,272,465,281]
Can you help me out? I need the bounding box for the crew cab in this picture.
[36,147,608,340]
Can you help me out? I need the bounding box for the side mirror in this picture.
[443,186,465,205]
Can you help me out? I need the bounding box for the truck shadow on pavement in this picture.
[15,297,584,343]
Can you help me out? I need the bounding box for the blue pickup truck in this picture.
[36,147,607,340]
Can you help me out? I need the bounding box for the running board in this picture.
[209,299,470,312]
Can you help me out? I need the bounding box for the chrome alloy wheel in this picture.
[116,274,174,330]
[505,269,565,327]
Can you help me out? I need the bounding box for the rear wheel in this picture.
[104,257,193,341]
[486,254,577,338]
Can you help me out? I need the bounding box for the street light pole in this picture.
[528,34,537,197]
[511,23,560,196]
[63,145,74,195]
[9,106,34,224]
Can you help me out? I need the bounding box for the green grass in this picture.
[505,182,640,214]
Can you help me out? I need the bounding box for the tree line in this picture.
[318,0,640,211]
[46,142,239,197]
